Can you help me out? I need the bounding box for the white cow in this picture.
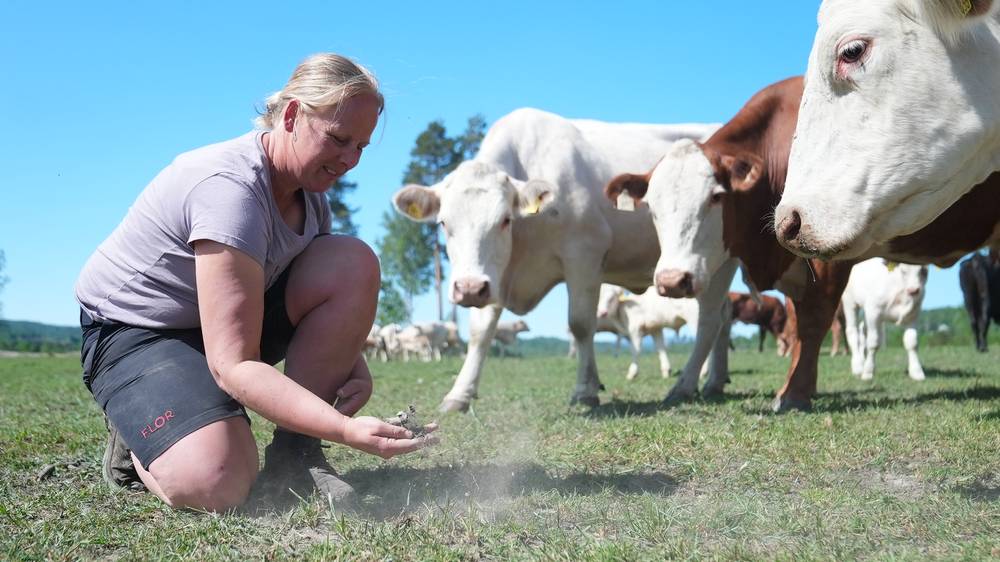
[397,325,433,362]
[605,287,704,381]
[841,259,929,381]
[492,319,529,357]
[377,323,403,362]
[568,283,630,358]
[393,107,720,411]
[776,0,1000,260]
[410,321,461,361]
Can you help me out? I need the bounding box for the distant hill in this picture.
[0,320,80,353]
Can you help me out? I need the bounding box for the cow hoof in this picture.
[701,385,726,400]
[438,399,470,413]
[570,395,600,408]
[662,389,696,408]
[771,395,812,413]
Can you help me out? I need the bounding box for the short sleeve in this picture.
[185,174,270,266]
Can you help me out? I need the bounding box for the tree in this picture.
[377,115,487,321]
[326,177,359,236]
[376,278,408,326]
[0,250,8,317]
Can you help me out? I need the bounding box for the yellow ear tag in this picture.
[960,0,973,16]
[617,294,629,303]
[523,199,540,215]
[885,261,898,272]
[407,202,424,220]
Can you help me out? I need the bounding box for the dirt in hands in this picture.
[384,404,429,437]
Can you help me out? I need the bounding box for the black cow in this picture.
[959,251,1000,352]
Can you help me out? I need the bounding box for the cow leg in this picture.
[626,327,642,381]
[758,325,765,353]
[773,260,853,413]
[439,303,502,412]
[861,308,883,381]
[961,263,989,352]
[651,330,671,378]
[566,276,603,407]
[843,303,864,376]
[703,297,732,398]
[903,324,925,381]
[665,258,737,405]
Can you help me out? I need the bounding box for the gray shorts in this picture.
[79,268,294,469]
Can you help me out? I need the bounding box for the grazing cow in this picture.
[364,323,386,361]
[568,284,628,358]
[608,76,1000,411]
[829,304,847,357]
[728,292,790,355]
[397,325,433,362]
[842,259,929,381]
[493,319,529,357]
[393,107,720,411]
[775,0,1000,259]
[609,288,704,381]
[410,321,462,361]
[377,323,402,362]
[959,250,1000,352]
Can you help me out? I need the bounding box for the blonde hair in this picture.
[255,53,384,130]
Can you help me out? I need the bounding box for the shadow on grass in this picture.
[922,367,982,379]
[584,390,765,419]
[798,385,1000,414]
[348,463,680,519]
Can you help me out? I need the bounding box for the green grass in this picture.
[2,347,999,561]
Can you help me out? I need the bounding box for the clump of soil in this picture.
[384,404,428,437]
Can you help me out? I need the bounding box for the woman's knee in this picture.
[148,419,258,512]
[286,236,380,322]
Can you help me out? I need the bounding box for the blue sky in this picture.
[0,1,972,339]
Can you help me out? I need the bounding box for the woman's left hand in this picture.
[333,366,373,416]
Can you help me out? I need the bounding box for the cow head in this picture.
[595,284,625,319]
[776,0,1000,260]
[606,139,768,298]
[890,261,930,303]
[392,161,554,308]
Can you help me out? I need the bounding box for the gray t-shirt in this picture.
[76,131,332,329]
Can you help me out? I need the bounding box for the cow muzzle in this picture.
[452,277,492,307]
[655,269,696,298]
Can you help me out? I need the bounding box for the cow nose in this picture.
[776,208,802,243]
[655,269,695,298]
[907,287,921,296]
[452,278,491,307]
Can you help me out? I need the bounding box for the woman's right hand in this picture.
[341,416,439,459]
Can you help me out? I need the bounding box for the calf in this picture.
[842,259,929,381]
[609,288,705,380]
[493,319,529,357]
[728,292,790,355]
[397,325,433,362]
[393,107,720,411]
[959,250,1000,352]
[608,76,1000,411]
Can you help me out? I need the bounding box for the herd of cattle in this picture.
[386,1,1000,413]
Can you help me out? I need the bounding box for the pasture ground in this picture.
[1,347,998,561]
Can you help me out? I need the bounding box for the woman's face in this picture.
[287,93,380,193]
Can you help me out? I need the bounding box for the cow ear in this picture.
[605,173,650,208]
[392,184,440,223]
[720,154,762,191]
[514,179,554,217]
[922,0,996,31]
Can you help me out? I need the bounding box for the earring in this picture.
[292,128,297,141]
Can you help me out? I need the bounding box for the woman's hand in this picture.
[341,416,439,459]
[333,360,374,417]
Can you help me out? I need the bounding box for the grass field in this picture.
[2,347,999,561]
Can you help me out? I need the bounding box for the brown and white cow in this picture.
[728,292,790,355]
[608,76,1000,411]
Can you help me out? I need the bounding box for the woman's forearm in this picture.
[218,360,349,443]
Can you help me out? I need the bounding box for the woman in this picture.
[76,53,435,512]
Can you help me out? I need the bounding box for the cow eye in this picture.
[710,192,724,205]
[838,38,869,65]
[501,216,512,230]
